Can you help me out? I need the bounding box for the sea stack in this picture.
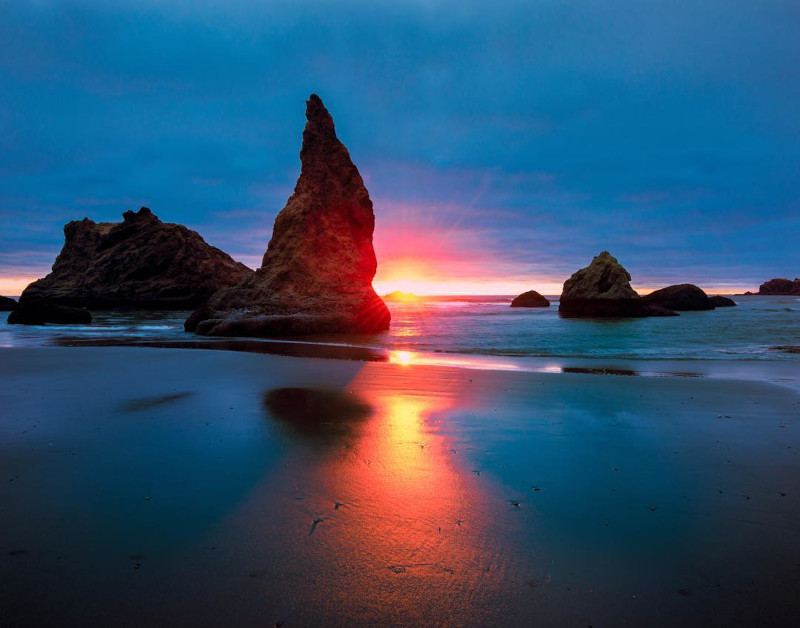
[708,295,737,307]
[559,251,676,318]
[757,278,800,295]
[7,301,91,325]
[12,207,252,315]
[510,290,550,307]
[0,296,16,311]
[643,284,714,311]
[185,95,390,337]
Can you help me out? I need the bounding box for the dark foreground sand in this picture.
[2,347,799,627]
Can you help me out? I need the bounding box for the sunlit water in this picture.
[2,295,799,362]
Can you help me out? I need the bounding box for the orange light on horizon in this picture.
[373,258,565,296]
[0,276,38,297]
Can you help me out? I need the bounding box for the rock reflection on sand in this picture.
[254,376,524,625]
[264,387,372,442]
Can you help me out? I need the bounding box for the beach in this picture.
[2,345,799,627]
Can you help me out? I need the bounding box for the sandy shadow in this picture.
[121,391,194,411]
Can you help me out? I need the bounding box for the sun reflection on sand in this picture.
[389,349,415,366]
[243,367,533,624]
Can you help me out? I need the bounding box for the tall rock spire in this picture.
[186,95,391,337]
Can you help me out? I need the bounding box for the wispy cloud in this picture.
[0,0,798,294]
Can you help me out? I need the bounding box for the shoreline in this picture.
[39,337,800,392]
[2,345,800,626]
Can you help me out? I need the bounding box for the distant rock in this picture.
[708,295,737,307]
[757,278,800,295]
[769,345,800,354]
[643,284,714,311]
[0,296,16,311]
[559,251,677,318]
[510,290,550,308]
[8,299,91,325]
[186,95,391,337]
[384,291,417,301]
[16,207,252,312]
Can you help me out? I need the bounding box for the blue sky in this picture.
[1,0,798,294]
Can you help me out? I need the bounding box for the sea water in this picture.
[1,295,798,362]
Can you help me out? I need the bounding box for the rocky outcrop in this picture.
[709,295,737,307]
[643,284,714,311]
[510,290,550,308]
[186,95,390,337]
[0,296,16,311]
[8,299,91,325]
[15,207,251,311]
[757,278,800,295]
[559,251,677,318]
[770,345,800,354]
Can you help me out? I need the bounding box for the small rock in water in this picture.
[559,251,677,318]
[510,290,550,308]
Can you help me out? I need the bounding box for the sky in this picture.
[1,0,799,295]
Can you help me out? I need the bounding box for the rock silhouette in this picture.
[8,300,91,325]
[643,284,714,311]
[186,95,390,337]
[559,251,676,318]
[0,296,16,311]
[757,278,800,295]
[708,295,737,307]
[15,207,251,311]
[510,290,550,307]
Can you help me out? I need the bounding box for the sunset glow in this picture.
[371,253,564,296]
[0,276,38,297]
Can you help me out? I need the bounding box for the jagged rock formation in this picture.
[708,295,737,307]
[186,95,390,337]
[559,251,677,318]
[15,207,251,312]
[757,278,800,295]
[643,284,714,311]
[8,300,91,325]
[0,296,16,311]
[510,290,550,308]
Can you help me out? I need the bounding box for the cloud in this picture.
[0,0,798,293]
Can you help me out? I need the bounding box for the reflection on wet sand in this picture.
[264,387,372,442]
[248,376,530,625]
[7,348,799,627]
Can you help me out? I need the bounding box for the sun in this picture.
[372,260,444,296]
[383,290,419,302]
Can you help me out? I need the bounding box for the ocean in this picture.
[2,294,798,363]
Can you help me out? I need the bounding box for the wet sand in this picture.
[2,346,800,627]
